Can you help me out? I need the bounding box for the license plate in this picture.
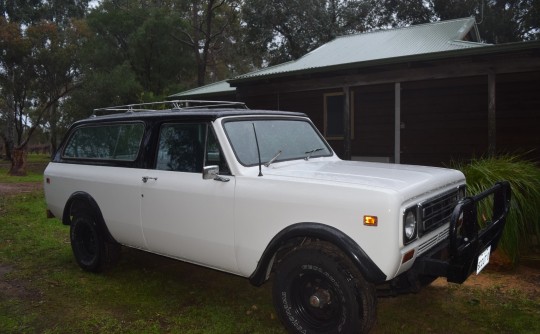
[476,245,491,274]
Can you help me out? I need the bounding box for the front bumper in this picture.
[414,181,511,284]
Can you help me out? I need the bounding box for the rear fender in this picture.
[63,191,118,244]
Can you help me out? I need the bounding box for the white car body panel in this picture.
[232,160,464,278]
[43,112,467,282]
[140,170,237,273]
[45,164,145,248]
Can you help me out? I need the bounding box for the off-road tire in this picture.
[272,242,377,334]
[70,211,120,272]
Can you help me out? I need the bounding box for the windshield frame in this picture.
[222,116,334,167]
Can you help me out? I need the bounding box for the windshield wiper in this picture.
[264,150,282,167]
[304,148,324,160]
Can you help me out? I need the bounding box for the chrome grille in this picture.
[420,189,461,234]
[418,227,449,255]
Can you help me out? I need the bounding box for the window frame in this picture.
[323,92,355,140]
[222,117,333,167]
[153,121,230,174]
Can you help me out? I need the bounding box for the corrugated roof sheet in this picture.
[170,17,489,97]
[234,17,487,81]
[169,80,235,98]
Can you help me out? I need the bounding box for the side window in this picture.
[156,123,205,173]
[205,127,230,175]
[63,123,144,161]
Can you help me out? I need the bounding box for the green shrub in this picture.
[453,154,540,264]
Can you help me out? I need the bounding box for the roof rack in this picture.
[92,100,248,117]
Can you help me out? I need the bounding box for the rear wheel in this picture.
[272,243,377,334]
[70,211,120,272]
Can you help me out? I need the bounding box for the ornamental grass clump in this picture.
[453,155,540,264]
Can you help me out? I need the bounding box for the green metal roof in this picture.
[169,80,235,98]
[171,18,490,97]
[232,17,486,82]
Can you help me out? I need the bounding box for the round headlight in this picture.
[458,185,467,200]
[404,210,417,242]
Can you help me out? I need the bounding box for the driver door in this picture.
[140,122,237,272]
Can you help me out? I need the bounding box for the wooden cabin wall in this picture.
[235,70,540,166]
[400,76,488,166]
[242,94,280,110]
[496,71,540,162]
[241,89,347,157]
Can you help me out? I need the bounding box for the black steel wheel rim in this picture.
[75,222,98,263]
[290,270,342,330]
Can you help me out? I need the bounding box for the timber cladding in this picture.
[400,76,489,166]
[496,71,540,162]
[238,71,540,166]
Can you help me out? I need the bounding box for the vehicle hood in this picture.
[264,160,464,198]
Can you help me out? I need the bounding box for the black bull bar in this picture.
[415,181,512,284]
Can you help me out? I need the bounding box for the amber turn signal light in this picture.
[363,215,378,226]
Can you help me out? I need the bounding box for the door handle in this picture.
[142,176,158,183]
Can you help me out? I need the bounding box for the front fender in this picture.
[249,222,387,286]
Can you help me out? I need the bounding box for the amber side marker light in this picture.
[402,249,415,264]
[363,215,378,226]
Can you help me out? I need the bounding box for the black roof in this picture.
[68,100,307,126]
[73,108,307,126]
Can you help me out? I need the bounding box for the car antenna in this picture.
[252,123,263,177]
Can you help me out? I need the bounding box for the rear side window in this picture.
[63,123,144,161]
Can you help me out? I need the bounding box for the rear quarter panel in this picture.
[44,162,146,248]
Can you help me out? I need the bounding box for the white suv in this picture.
[44,100,510,333]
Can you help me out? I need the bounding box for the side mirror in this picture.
[203,165,220,180]
[203,165,230,182]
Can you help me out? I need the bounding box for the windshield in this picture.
[223,119,332,166]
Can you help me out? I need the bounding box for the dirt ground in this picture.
[0,182,43,196]
[432,261,540,299]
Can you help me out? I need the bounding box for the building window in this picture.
[324,92,354,139]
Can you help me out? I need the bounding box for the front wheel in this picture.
[70,211,120,272]
[272,243,377,334]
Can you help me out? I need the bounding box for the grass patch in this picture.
[0,192,284,334]
[375,282,540,334]
[1,192,539,333]
[26,154,52,164]
[0,169,44,183]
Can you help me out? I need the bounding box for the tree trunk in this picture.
[50,141,57,160]
[9,147,28,176]
[2,137,14,161]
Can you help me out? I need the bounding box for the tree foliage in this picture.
[81,2,194,98]
[242,0,387,65]
[0,0,539,167]
[431,0,540,43]
[0,1,88,172]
